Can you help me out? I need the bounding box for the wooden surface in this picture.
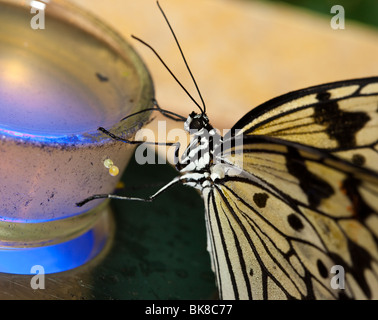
[71,0,378,133]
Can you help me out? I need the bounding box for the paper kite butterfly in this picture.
[77,2,378,300]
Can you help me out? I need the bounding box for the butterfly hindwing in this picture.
[206,132,378,299]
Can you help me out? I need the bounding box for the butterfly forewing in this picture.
[232,77,378,172]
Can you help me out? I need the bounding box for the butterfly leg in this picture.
[76,176,182,207]
[152,99,187,122]
[98,126,178,147]
[119,99,186,123]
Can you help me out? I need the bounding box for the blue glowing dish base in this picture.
[0,220,109,275]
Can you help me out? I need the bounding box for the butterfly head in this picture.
[184,111,209,133]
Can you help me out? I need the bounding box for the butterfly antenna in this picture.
[156,1,206,114]
[131,35,204,113]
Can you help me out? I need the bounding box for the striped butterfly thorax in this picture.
[77,2,378,300]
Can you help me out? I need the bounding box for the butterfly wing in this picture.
[231,77,378,172]
[204,134,378,299]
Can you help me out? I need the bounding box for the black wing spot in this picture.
[313,100,370,148]
[253,192,269,208]
[351,153,366,166]
[317,259,328,278]
[316,91,331,101]
[347,239,373,299]
[287,213,304,231]
[341,176,372,220]
[249,268,254,276]
[286,147,334,208]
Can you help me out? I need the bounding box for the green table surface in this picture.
[0,155,216,300]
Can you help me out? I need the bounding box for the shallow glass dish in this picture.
[0,0,154,274]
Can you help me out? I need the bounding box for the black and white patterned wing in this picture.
[231,77,378,172]
[204,135,378,299]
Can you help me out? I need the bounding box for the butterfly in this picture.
[77,2,378,300]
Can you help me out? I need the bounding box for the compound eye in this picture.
[189,118,203,130]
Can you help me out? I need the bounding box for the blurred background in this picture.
[71,0,378,135]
